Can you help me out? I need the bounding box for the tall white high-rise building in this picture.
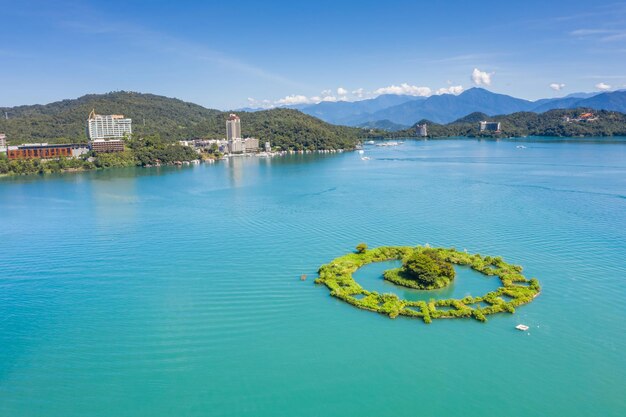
[0,133,6,147]
[87,110,132,140]
[226,114,241,141]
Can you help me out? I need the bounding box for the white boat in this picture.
[516,145,527,149]
[366,140,375,144]
[515,324,529,331]
[361,157,371,161]
[358,150,365,154]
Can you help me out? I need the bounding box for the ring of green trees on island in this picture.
[316,244,541,323]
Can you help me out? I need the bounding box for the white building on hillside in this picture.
[87,110,132,140]
[479,121,501,132]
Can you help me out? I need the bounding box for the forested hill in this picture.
[375,108,626,138]
[0,92,364,150]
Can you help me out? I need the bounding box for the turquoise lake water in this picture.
[1,138,625,416]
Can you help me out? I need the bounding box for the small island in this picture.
[316,244,541,323]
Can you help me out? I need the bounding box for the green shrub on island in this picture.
[315,245,541,324]
[356,243,368,254]
[383,248,456,290]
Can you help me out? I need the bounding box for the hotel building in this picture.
[226,114,241,141]
[479,121,501,132]
[7,143,89,159]
[87,110,132,140]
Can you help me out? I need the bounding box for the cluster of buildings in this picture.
[2,110,269,161]
[87,110,131,152]
[180,113,270,155]
[479,121,501,132]
[562,112,598,123]
[1,111,132,160]
[225,114,261,153]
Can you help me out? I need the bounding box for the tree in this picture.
[356,243,368,254]
[403,250,455,284]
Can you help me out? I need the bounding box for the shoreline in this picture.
[3,134,626,179]
[0,148,348,178]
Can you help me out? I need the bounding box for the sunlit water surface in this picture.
[1,138,625,416]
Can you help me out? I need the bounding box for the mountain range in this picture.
[290,88,626,129]
[2,90,626,147]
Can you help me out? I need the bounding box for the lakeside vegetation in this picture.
[370,108,626,139]
[0,134,198,176]
[316,245,541,323]
[0,91,364,150]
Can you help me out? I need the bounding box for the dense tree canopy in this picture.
[402,249,456,284]
[0,91,364,150]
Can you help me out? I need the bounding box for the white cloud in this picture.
[436,85,464,95]
[352,88,366,98]
[320,89,339,102]
[246,97,274,109]
[272,88,340,106]
[595,82,611,91]
[263,82,464,108]
[549,83,566,91]
[569,28,626,42]
[471,68,494,86]
[570,28,614,36]
[374,83,432,96]
[275,94,313,105]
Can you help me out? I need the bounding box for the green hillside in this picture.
[375,108,626,138]
[0,92,364,150]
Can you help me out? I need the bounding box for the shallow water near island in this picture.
[1,137,625,417]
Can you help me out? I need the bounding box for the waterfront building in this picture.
[87,110,132,140]
[226,114,241,141]
[7,143,89,159]
[244,137,259,151]
[265,141,271,152]
[90,139,125,153]
[416,124,428,137]
[180,139,224,149]
[228,138,246,153]
[479,121,501,132]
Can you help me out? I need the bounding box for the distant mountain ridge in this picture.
[377,108,626,138]
[292,88,625,129]
[296,94,420,125]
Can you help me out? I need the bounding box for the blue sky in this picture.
[1,0,625,109]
